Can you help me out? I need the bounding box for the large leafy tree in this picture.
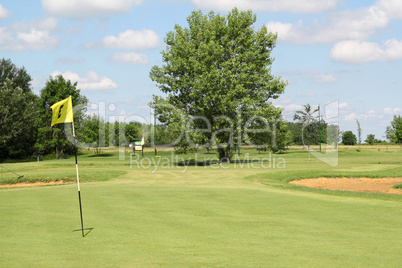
[0,59,38,160]
[150,8,286,161]
[36,75,88,159]
[0,80,38,160]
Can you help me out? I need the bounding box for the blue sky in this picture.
[1,0,401,142]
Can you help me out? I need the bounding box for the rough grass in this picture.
[1,147,402,267]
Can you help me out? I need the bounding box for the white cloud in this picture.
[31,76,48,92]
[100,29,160,50]
[339,102,349,110]
[329,39,402,64]
[267,0,396,44]
[376,0,402,20]
[384,107,401,115]
[311,72,337,84]
[268,1,402,63]
[191,0,339,13]
[82,42,96,49]
[0,18,60,51]
[51,70,118,91]
[344,110,384,121]
[297,92,316,97]
[273,100,304,120]
[280,70,337,84]
[109,52,149,64]
[42,0,142,19]
[344,112,357,121]
[0,4,11,19]
[267,6,388,44]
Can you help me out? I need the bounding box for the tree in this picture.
[342,131,357,145]
[150,8,286,162]
[356,119,362,150]
[36,75,88,159]
[125,122,143,143]
[365,134,375,145]
[327,124,342,146]
[0,58,32,93]
[293,104,319,151]
[387,115,402,145]
[0,59,38,160]
[245,117,291,153]
[0,79,38,160]
[272,120,292,153]
[79,115,107,156]
[287,122,303,145]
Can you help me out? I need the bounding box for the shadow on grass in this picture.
[88,154,114,158]
[73,227,94,237]
[176,160,220,166]
[231,160,261,164]
[176,159,262,166]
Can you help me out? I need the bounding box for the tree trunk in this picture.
[225,146,231,163]
[218,146,231,163]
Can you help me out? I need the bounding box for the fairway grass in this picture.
[1,148,402,267]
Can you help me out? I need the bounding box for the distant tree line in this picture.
[0,58,149,161]
[1,58,401,161]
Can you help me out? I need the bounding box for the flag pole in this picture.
[72,121,84,237]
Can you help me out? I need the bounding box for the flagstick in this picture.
[72,122,84,237]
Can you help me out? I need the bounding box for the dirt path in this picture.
[290,177,402,195]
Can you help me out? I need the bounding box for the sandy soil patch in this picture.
[0,180,73,188]
[290,177,402,195]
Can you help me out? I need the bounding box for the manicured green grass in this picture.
[1,147,402,267]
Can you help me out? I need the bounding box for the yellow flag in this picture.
[50,96,73,126]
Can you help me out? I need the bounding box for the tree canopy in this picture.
[0,58,32,93]
[293,104,320,149]
[387,115,402,144]
[35,75,88,159]
[150,8,286,161]
[0,59,38,160]
[342,131,357,145]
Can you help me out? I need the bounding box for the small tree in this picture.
[79,115,106,156]
[342,131,357,145]
[365,134,375,145]
[356,119,362,151]
[327,124,341,147]
[293,104,318,151]
[387,115,402,145]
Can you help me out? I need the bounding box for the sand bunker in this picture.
[290,177,402,195]
[0,180,72,188]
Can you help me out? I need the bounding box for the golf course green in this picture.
[1,146,401,267]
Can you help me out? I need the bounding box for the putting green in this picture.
[1,148,402,266]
